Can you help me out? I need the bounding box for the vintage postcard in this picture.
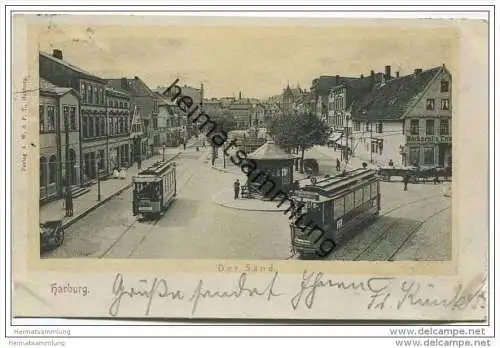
[10,14,489,321]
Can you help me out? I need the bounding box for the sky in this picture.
[35,16,459,99]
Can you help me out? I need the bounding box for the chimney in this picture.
[385,65,391,80]
[335,75,340,83]
[121,77,128,89]
[396,71,400,78]
[360,74,364,78]
[414,68,422,75]
[52,49,63,60]
[134,76,139,80]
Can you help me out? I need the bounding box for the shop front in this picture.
[405,135,452,168]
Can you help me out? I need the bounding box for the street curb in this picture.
[61,152,182,229]
[211,190,286,213]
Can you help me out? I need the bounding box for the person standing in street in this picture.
[234,179,240,199]
[336,158,341,172]
[403,173,410,191]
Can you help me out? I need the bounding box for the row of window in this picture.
[39,104,78,132]
[82,115,129,139]
[80,82,106,106]
[409,119,449,136]
[40,155,57,186]
[408,146,435,166]
[426,98,450,111]
[330,182,379,220]
[353,121,383,133]
[108,99,129,109]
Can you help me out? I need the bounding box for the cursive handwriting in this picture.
[108,273,184,317]
[291,271,394,310]
[397,274,487,311]
[189,272,283,315]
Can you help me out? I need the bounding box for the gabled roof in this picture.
[107,77,158,98]
[247,140,298,160]
[351,66,444,121]
[39,52,105,83]
[105,86,130,99]
[39,78,77,97]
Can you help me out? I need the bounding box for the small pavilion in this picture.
[246,140,299,198]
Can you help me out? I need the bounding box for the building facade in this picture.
[39,79,80,202]
[105,87,131,171]
[39,49,109,184]
[108,77,160,160]
[351,65,452,168]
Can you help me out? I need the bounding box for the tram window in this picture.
[344,193,354,213]
[363,185,371,203]
[333,197,344,219]
[354,189,363,208]
[324,201,333,225]
[371,182,378,198]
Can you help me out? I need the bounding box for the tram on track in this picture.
[289,168,381,256]
[132,160,177,219]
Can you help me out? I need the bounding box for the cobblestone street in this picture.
[42,145,451,261]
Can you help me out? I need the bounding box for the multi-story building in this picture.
[228,94,253,129]
[350,64,452,168]
[107,77,160,159]
[281,84,310,116]
[40,49,109,184]
[105,87,131,171]
[39,78,80,202]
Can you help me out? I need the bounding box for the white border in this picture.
[1,4,497,345]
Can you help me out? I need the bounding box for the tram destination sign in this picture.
[406,135,452,144]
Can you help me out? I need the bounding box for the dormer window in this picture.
[440,80,449,92]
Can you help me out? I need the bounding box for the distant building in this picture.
[39,78,80,202]
[351,65,452,168]
[281,84,309,115]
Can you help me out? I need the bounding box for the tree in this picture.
[268,112,330,173]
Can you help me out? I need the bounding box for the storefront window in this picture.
[409,147,420,166]
[363,184,371,203]
[344,192,354,213]
[354,189,363,208]
[423,147,434,165]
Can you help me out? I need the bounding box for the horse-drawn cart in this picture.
[378,165,451,183]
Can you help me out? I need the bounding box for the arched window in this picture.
[40,157,47,188]
[49,155,57,184]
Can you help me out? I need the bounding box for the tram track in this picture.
[351,196,450,261]
[96,158,196,259]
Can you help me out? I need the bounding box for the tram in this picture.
[289,168,381,256]
[132,160,177,219]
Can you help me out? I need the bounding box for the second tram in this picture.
[132,160,177,219]
[289,168,381,256]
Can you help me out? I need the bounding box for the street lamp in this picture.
[95,153,101,201]
[162,144,166,162]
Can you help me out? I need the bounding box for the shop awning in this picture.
[328,131,344,142]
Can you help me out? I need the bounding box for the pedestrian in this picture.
[234,179,240,199]
[183,141,186,150]
[389,159,394,167]
[433,169,440,185]
[403,173,410,191]
[336,158,341,171]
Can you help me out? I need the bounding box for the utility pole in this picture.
[370,122,373,163]
[64,112,74,217]
[95,153,101,201]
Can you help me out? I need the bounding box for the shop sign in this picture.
[406,135,452,144]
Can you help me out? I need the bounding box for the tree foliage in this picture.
[268,112,330,150]
[268,112,331,172]
[210,108,236,134]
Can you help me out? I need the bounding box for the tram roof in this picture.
[295,168,378,200]
[137,160,175,176]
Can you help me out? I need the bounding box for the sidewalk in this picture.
[40,149,183,228]
[212,189,287,212]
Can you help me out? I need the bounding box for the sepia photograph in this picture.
[37,21,454,261]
